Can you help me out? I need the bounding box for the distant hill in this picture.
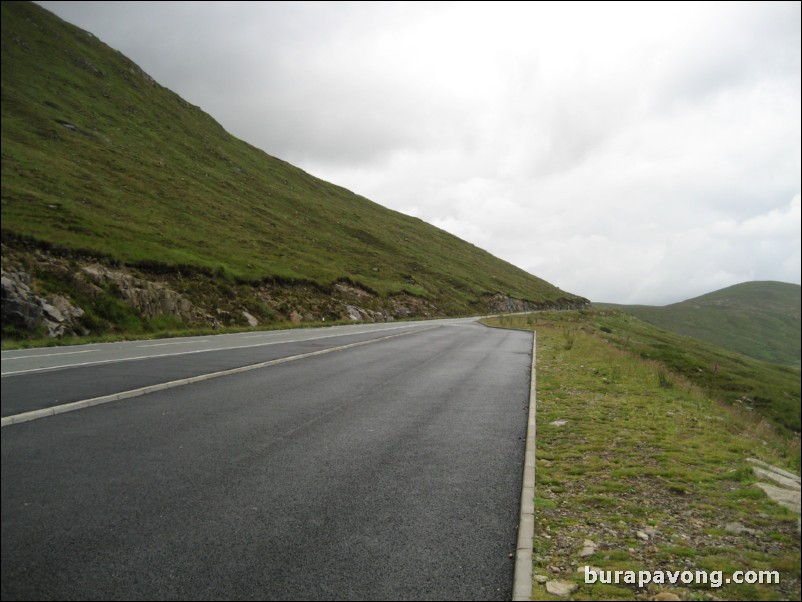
[1,2,586,340]
[595,281,801,368]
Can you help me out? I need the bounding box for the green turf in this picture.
[496,309,801,436]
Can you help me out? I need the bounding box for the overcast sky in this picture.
[38,1,801,305]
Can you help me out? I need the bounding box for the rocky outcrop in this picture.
[343,304,392,322]
[1,269,87,338]
[482,293,590,313]
[81,264,215,326]
[344,305,363,321]
[2,245,589,340]
[241,311,259,327]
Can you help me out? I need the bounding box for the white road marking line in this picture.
[1,325,440,427]
[137,340,210,347]
[0,323,431,376]
[239,331,292,338]
[240,324,413,338]
[2,350,97,360]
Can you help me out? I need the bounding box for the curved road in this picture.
[1,320,532,600]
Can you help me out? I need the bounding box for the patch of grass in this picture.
[536,496,559,510]
[524,310,800,435]
[563,328,576,350]
[657,369,673,388]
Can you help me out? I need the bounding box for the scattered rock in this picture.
[745,459,801,515]
[577,565,603,577]
[652,593,681,601]
[751,466,801,490]
[41,295,85,337]
[747,458,801,486]
[578,539,597,557]
[534,574,549,584]
[545,580,578,597]
[241,310,258,327]
[345,305,363,321]
[334,282,370,299]
[550,419,568,427]
[636,530,650,541]
[724,522,757,536]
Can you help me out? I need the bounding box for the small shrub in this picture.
[563,329,575,350]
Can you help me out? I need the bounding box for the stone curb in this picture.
[513,330,537,601]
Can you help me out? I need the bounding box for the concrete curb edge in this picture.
[512,330,536,601]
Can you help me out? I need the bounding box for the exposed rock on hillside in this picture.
[0,247,393,338]
[1,268,86,338]
[482,292,590,313]
[1,244,587,340]
[81,264,213,325]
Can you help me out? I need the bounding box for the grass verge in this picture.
[485,311,800,601]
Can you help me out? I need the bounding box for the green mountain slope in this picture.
[1,1,586,335]
[492,308,801,435]
[595,281,801,368]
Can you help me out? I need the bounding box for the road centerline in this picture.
[1,325,441,427]
[1,322,440,377]
[137,340,210,347]
[3,349,97,360]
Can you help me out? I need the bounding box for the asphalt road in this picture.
[1,321,464,418]
[1,321,532,600]
[0,321,465,377]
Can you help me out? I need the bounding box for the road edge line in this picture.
[1,326,438,427]
[513,330,536,601]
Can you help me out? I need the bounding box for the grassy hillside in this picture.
[485,312,800,600]
[1,1,584,321]
[596,282,801,368]
[496,309,801,435]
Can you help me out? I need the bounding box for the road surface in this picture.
[2,320,532,600]
[1,320,465,418]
